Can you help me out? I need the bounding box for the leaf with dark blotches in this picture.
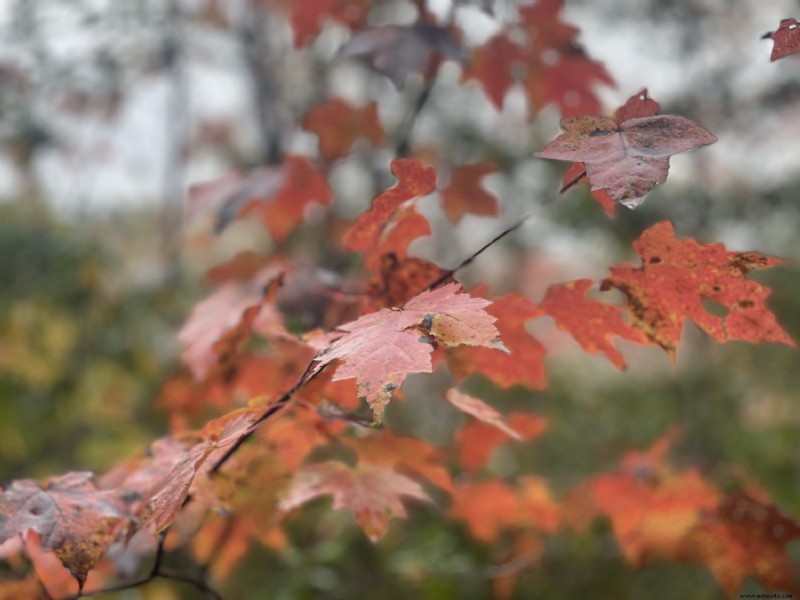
[447,293,547,390]
[303,98,385,162]
[278,461,430,541]
[679,492,800,595]
[440,162,499,223]
[314,283,504,421]
[537,114,717,207]
[126,409,264,535]
[601,221,795,357]
[339,23,467,88]
[540,279,649,369]
[0,472,128,588]
[561,89,661,215]
[762,18,800,62]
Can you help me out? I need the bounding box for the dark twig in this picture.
[425,213,532,291]
[69,530,221,600]
[396,70,437,158]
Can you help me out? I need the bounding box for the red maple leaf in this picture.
[540,279,649,369]
[463,0,614,117]
[537,113,717,207]
[0,472,128,588]
[303,98,385,162]
[601,221,795,356]
[568,429,721,566]
[679,492,800,595]
[186,156,331,242]
[447,293,547,390]
[440,161,499,223]
[560,89,661,215]
[343,159,436,271]
[314,283,505,421]
[177,263,288,381]
[278,461,430,541]
[762,18,800,62]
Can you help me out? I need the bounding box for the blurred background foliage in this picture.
[0,0,799,598]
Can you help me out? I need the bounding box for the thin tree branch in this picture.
[425,213,532,292]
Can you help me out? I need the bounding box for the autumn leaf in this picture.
[540,279,648,369]
[762,18,800,62]
[0,472,128,588]
[187,156,331,242]
[440,162,499,223]
[463,0,614,117]
[343,158,436,272]
[111,409,262,537]
[314,282,505,421]
[367,254,448,309]
[568,430,721,566]
[456,413,547,472]
[537,113,717,207]
[280,0,370,47]
[346,429,453,493]
[241,156,332,243]
[446,388,520,438]
[601,221,795,356]
[447,293,547,390]
[177,263,287,381]
[560,89,661,215]
[303,98,385,162]
[340,23,466,88]
[449,476,559,544]
[278,461,430,541]
[679,492,800,595]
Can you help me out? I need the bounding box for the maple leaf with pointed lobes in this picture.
[315,283,505,422]
[678,492,800,595]
[567,429,722,566]
[601,221,795,357]
[343,158,436,272]
[561,89,661,215]
[540,279,649,369]
[278,461,430,541]
[762,18,800,62]
[303,98,385,162]
[0,472,128,589]
[463,0,614,117]
[440,162,499,223]
[537,113,717,208]
[447,293,547,390]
